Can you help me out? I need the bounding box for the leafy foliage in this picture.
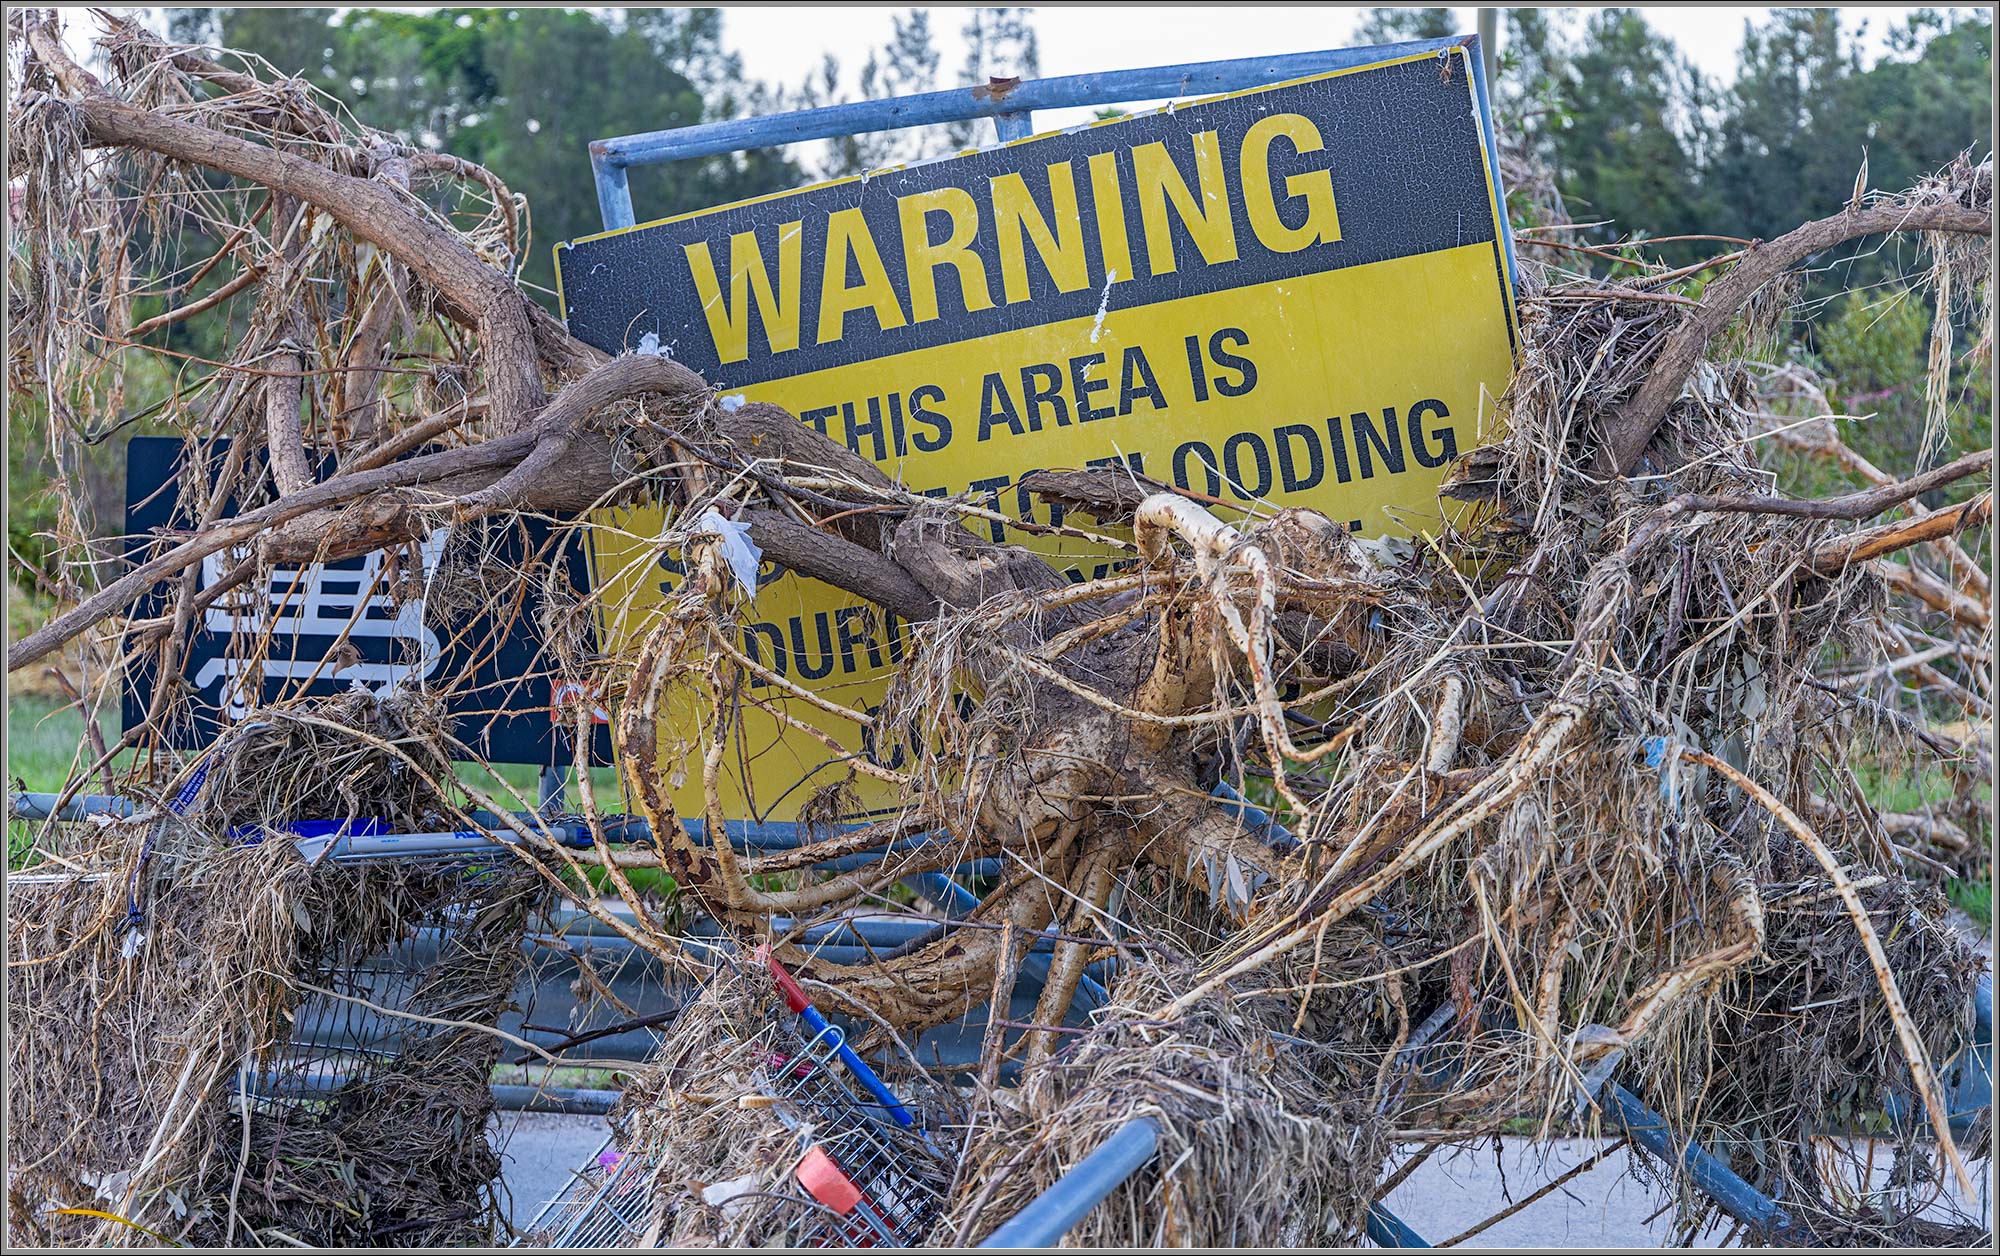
[1355,7,1994,277]
[170,7,803,296]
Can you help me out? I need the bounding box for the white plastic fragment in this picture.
[81,1167,135,1203]
[636,330,669,357]
[693,507,763,598]
[702,1172,760,1217]
[1352,533,1414,567]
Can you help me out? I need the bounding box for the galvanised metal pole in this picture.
[10,791,135,820]
[977,1116,1430,1248]
[977,1117,1160,1248]
[586,36,1506,237]
[1595,1080,1789,1236]
[1477,9,1499,85]
[253,1070,620,1116]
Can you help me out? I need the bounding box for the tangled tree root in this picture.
[5,12,1993,1247]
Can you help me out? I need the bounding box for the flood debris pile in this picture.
[578,965,805,1248]
[5,12,1993,1249]
[5,692,546,1247]
[941,964,1391,1247]
[1650,877,1989,1244]
[191,688,463,839]
[7,838,308,1246]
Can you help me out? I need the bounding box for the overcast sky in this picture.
[72,6,1944,139]
[725,5,1922,89]
[708,5,1936,133]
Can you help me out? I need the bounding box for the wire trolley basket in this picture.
[769,1018,950,1246]
[760,946,954,1246]
[515,948,955,1248]
[520,1135,658,1247]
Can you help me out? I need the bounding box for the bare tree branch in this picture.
[1604,201,1992,475]
[1810,492,1993,573]
[1670,449,1991,520]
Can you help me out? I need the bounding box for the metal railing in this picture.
[583,34,1511,302]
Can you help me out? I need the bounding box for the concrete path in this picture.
[1379,1136,1990,1247]
[1378,1139,1727,1247]
[490,1113,1990,1247]
[491,1111,614,1235]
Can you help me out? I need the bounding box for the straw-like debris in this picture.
[943,962,1392,1247]
[6,692,547,1247]
[5,10,1993,1248]
[191,858,545,1247]
[587,966,808,1247]
[6,838,307,1246]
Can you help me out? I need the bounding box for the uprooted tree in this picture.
[7,11,1994,1247]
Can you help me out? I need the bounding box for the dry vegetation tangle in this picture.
[5,12,1995,1248]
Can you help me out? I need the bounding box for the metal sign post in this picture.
[584,36,1512,280]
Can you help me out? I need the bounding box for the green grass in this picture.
[9,695,118,867]
[1947,877,1992,930]
[8,693,127,794]
[6,695,679,891]
[1851,755,1992,931]
[490,1062,627,1091]
[1853,760,1958,815]
[6,693,636,815]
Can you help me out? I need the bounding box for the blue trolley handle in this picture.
[763,946,917,1128]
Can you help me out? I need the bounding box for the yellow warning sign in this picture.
[558,47,1517,823]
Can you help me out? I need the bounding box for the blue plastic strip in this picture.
[168,755,213,813]
[124,754,213,929]
[231,817,385,845]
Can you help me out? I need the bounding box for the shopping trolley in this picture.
[761,948,953,1247]
[516,949,954,1248]
[520,1137,659,1246]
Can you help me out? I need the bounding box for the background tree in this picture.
[12,5,1992,606]
[168,7,804,298]
[1352,7,1456,43]
[1541,9,1719,259]
[810,9,949,178]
